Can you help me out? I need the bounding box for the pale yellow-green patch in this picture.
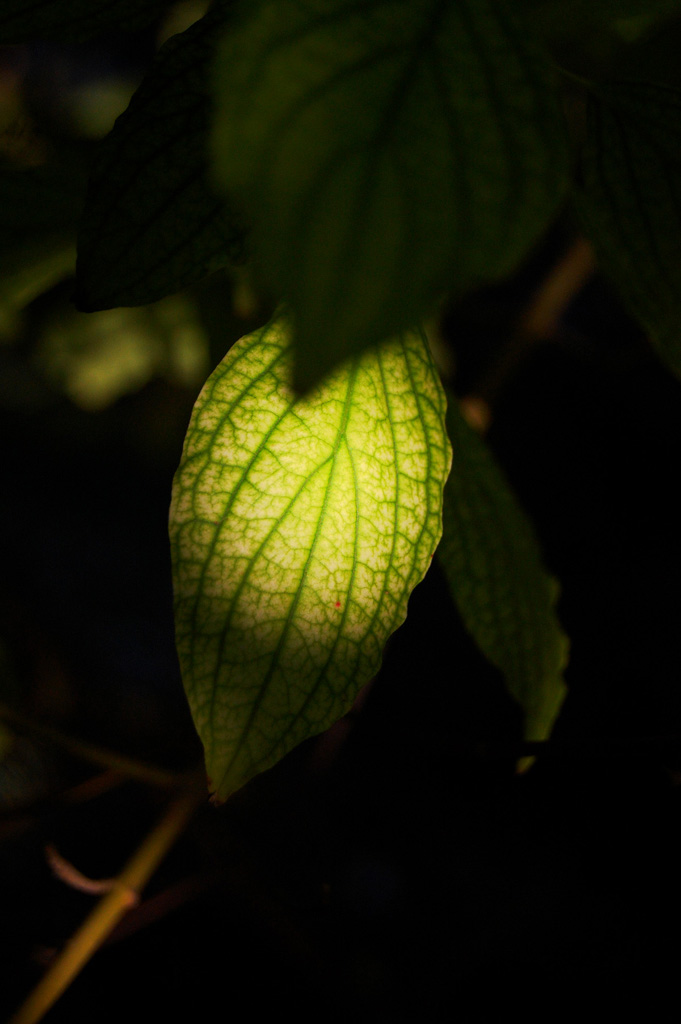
[170,318,451,800]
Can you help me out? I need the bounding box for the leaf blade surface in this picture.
[211,0,569,389]
[576,80,681,379]
[170,319,451,799]
[438,397,568,742]
[75,2,244,311]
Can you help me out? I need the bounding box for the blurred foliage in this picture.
[575,80,681,382]
[0,2,229,414]
[74,0,244,312]
[34,295,209,410]
[0,152,88,319]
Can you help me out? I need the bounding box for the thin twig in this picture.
[463,236,596,427]
[9,787,203,1024]
[45,844,120,896]
[57,769,128,805]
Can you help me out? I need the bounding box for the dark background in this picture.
[3,7,681,1021]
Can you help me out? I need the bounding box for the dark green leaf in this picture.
[75,2,244,312]
[576,80,681,379]
[0,0,169,42]
[0,154,88,313]
[211,0,569,391]
[438,396,568,742]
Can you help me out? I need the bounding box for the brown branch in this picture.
[9,787,203,1024]
[462,236,596,430]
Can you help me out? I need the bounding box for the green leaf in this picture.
[211,0,569,391]
[0,155,87,320]
[0,0,169,42]
[170,317,451,800]
[437,397,568,743]
[75,2,244,312]
[35,295,209,410]
[575,80,681,379]
[0,239,76,329]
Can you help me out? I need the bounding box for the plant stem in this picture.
[9,788,202,1024]
[465,236,596,421]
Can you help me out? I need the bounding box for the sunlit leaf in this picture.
[75,1,244,312]
[576,80,681,379]
[211,0,569,391]
[438,397,568,742]
[170,317,451,800]
[0,0,169,42]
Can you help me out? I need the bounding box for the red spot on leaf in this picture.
[335,600,341,608]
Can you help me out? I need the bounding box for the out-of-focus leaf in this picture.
[0,239,76,335]
[0,0,169,42]
[75,1,244,312]
[438,396,568,742]
[170,318,451,801]
[576,80,681,380]
[0,155,88,325]
[35,295,209,409]
[212,0,569,392]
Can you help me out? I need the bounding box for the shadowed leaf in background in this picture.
[211,0,569,392]
[0,154,89,327]
[75,0,244,312]
[438,396,568,743]
[575,80,681,380]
